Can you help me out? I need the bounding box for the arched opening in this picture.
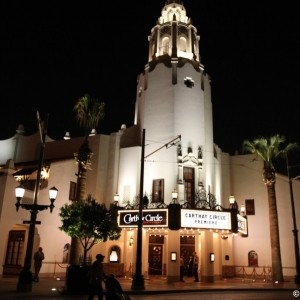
[179,37,187,52]
[109,245,120,263]
[162,37,170,55]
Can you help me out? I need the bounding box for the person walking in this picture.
[179,254,185,282]
[87,254,106,300]
[33,247,44,282]
[193,251,199,282]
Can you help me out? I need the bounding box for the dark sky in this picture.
[1,1,299,159]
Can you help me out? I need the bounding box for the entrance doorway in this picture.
[148,245,163,275]
[148,235,164,275]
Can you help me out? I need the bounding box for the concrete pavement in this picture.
[0,274,299,298]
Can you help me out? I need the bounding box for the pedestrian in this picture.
[188,255,193,277]
[33,247,44,282]
[193,251,199,282]
[179,254,185,282]
[87,254,107,300]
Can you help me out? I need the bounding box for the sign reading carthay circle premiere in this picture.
[181,209,231,230]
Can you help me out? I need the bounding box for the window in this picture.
[152,179,164,203]
[69,181,77,200]
[5,230,25,265]
[123,185,131,204]
[162,37,170,55]
[184,77,194,88]
[183,167,195,206]
[245,199,255,215]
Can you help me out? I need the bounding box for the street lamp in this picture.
[15,185,58,292]
[14,112,59,292]
[286,154,300,284]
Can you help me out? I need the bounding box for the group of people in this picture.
[180,251,199,282]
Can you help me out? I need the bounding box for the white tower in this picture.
[133,0,215,203]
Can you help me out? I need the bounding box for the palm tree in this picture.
[242,135,298,282]
[70,94,105,265]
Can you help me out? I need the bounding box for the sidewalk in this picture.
[0,275,299,298]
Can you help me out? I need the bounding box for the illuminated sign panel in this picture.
[237,215,248,235]
[181,209,231,230]
[118,209,168,228]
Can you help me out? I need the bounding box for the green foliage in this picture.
[73,94,105,139]
[59,195,121,252]
[242,134,298,184]
[242,134,298,168]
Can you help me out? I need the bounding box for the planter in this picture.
[65,265,90,293]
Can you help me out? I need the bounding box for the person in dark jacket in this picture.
[33,247,44,282]
[188,255,193,277]
[87,254,107,300]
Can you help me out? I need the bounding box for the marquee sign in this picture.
[118,209,168,228]
[181,209,231,230]
[237,214,248,235]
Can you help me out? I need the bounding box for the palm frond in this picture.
[73,94,105,138]
[242,134,299,167]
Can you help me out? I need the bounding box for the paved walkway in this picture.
[0,275,299,298]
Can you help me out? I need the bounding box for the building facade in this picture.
[0,0,299,282]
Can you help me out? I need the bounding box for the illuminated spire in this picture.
[146,1,201,68]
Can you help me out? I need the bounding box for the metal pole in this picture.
[131,128,145,290]
[16,113,49,292]
[286,153,300,284]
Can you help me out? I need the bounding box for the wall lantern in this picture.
[129,236,134,246]
[229,195,238,210]
[210,253,215,262]
[114,193,119,206]
[240,204,245,216]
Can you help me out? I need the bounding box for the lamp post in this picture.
[15,185,58,292]
[15,112,59,292]
[131,130,181,290]
[131,128,145,290]
[286,154,300,284]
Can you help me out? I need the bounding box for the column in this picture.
[200,230,214,282]
[166,229,180,283]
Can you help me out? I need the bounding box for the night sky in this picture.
[1,1,299,161]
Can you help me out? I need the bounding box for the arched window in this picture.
[109,246,120,263]
[162,37,170,55]
[248,250,258,266]
[179,37,187,52]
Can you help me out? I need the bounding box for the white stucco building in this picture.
[0,0,299,283]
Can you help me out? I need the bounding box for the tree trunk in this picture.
[69,164,87,265]
[266,182,284,281]
[69,237,82,265]
[76,165,87,201]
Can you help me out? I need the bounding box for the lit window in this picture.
[152,179,164,203]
